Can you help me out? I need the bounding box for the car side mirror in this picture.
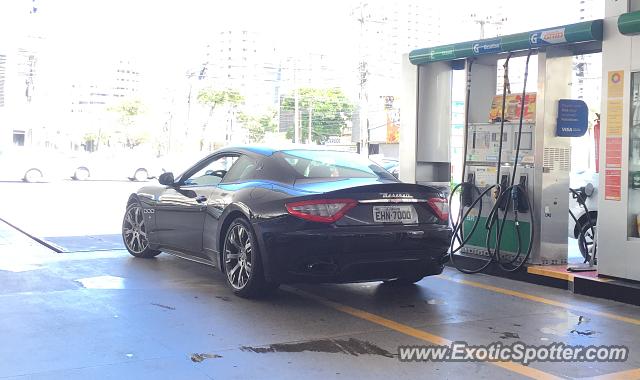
[158,172,175,186]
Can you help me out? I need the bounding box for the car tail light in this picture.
[286,198,357,223]
[427,197,449,222]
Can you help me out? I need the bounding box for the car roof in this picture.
[220,144,356,157]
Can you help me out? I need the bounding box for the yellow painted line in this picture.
[283,286,561,380]
[588,368,640,380]
[527,265,613,283]
[527,266,574,282]
[437,275,640,326]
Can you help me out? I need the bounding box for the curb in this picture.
[0,217,64,253]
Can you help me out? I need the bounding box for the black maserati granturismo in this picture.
[122,146,452,297]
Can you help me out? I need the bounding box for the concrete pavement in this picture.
[0,180,141,239]
[1,219,640,379]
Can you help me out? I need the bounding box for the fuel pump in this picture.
[449,51,536,274]
[404,22,603,272]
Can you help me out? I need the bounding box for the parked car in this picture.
[122,146,452,298]
[385,162,400,179]
[370,155,400,178]
[70,150,164,181]
[0,147,72,182]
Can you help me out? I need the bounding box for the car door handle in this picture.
[195,195,207,203]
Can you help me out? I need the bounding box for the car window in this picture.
[277,149,395,180]
[182,155,238,186]
[221,155,257,183]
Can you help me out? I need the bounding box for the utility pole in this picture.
[292,58,300,144]
[357,2,369,156]
[359,60,369,156]
[470,13,507,39]
[354,1,385,156]
[294,88,300,143]
[307,105,313,144]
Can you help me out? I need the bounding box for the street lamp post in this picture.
[470,13,508,39]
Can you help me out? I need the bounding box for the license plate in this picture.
[372,205,418,224]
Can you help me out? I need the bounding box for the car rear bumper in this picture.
[255,218,452,284]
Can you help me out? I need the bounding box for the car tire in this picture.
[577,222,597,264]
[573,211,598,239]
[122,201,161,258]
[222,217,278,298]
[23,168,43,183]
[382,275,425,286]
[133,169,148,182]
[73,167,90,181]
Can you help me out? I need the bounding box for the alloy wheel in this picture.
[578,225,597,262]
[134,169,148,182]
[123,205,149,254]
[224,224,253,290]
[74,168,90,181]
[24,169,43,183]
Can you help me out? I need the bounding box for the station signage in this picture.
[556,99,588,137]
[428,46,456,61]
[410,20,603,65]
[605,70,625,201]
[472,39,502,55]
[529,28,567,47]
[488,93,536,123]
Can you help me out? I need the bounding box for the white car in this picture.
[70,150,164,182]
[0,147,73,182]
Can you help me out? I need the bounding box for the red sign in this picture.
[594,118,600,173]
[605,169,622,201]
[605,137,623,168]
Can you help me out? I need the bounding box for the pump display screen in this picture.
[514,132,533,150]
[472,131,490,149]
[491,132,507,142]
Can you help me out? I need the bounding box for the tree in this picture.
[196,88,244,150]
[108,99,148,148]
[239,110,278,143]
[281,88,354,144]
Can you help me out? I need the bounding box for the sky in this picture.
[0,0,601,67]
[0,0,603,101]
[0,0,356,77]
[0,0,604,149]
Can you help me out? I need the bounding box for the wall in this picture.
[597,0,640,281]
[399,54,418,183]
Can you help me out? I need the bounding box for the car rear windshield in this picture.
[277,149,395,180]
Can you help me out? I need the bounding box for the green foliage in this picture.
[281,88,354,144]
[239,110,278,143]
[108,99,145,127]
[196,88,244,109]
[107,99,148,148]
[196,88,245,150]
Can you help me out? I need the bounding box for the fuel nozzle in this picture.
[511,186,520,213]
[492,185,501,203]
[512,175,529,213]
[497,174,510,210]
[461,173,475,207]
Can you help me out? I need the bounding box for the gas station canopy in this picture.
[408,20,604,65]
[618,10,640,35]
